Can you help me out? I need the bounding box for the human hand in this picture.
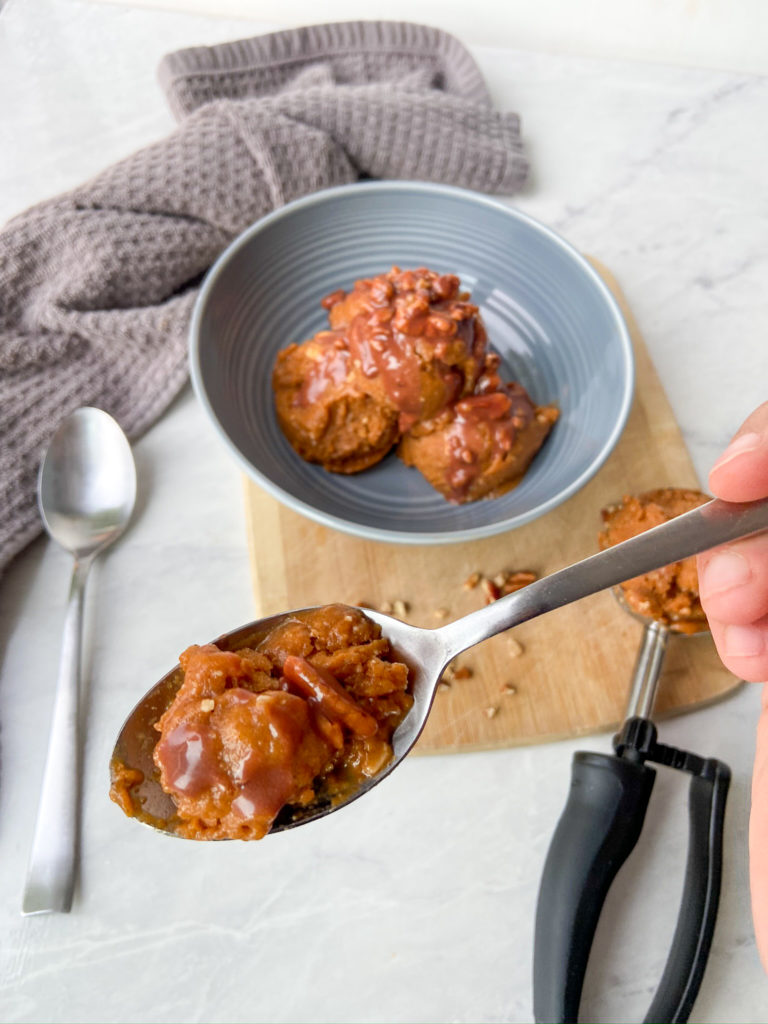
[696,402,768,970]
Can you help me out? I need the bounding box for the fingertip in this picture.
[708,448,768,502]
[708,413,768,500]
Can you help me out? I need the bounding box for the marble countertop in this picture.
[1,0,767,1020]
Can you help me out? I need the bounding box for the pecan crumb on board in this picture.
[461,568,538,605]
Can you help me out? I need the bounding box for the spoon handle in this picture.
[438,496,768,661]
[22,556,91,915]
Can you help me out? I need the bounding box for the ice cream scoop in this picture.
[533,518,729,1024]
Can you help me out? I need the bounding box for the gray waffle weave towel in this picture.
[0,21,528,573]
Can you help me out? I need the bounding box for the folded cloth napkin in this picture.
[0,20,528,574]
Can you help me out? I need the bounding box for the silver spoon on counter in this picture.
[23,408,136,914]
[112,495,768,839]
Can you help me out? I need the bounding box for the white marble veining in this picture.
[1,1,767,1021]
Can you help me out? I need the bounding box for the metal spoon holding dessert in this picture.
[112,495,768,839]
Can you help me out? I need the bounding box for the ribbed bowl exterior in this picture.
[190,182,633,543]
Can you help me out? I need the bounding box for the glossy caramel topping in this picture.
[299,268,486,431]
[140,606,413,841]
[155,719,227,798]
[440,382,535,500]
[283,655,379,737]
[155,688,316,820]
[299,332,350,405]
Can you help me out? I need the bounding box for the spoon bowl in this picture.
[112,495,768,839]
[112,608,448,835]
[38,408,137,556]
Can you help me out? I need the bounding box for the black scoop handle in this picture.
[533,751,655,1022]
[533,749,730,1023]
[644,758,730,1023]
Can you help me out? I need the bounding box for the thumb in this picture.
[751,682,768,971]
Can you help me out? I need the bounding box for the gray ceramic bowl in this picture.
[190,182,633,544]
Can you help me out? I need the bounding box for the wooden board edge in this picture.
[411,677,744,756]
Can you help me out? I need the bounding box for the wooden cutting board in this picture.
[243,261,740,754]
